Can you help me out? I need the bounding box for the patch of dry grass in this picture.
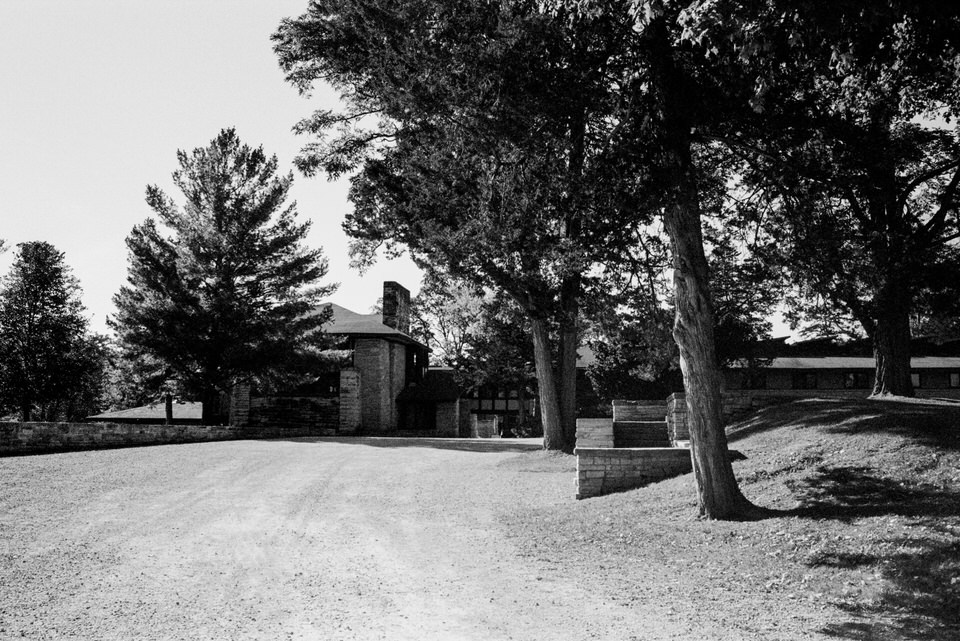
[500,398,960,640]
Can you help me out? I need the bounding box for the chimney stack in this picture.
[382,281,410,335]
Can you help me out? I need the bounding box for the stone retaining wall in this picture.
[0,421,249,456]
[575,418,614,448]
[575,447,693,499]
[248,396,339,436]
[612,399,667,422]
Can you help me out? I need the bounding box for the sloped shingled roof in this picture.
[320,303,426,347]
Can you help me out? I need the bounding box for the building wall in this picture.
[338,368,361,434]
[388,341,406,430]
[435,400,461,438]
[726,367,960,394]
[247,396,338,436]
[354,338,389,433]
[353,337,410,433]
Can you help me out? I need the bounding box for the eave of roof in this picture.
[318,302,427,348]
[731,356,960,369]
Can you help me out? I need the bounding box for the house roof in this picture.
[740,356,960,370]
[87,401,203,422]
[319,302,426,348]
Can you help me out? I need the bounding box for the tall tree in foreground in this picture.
[112,129,335,424]
[689,0,960,396]
[275,0,646,451]
[0,242,90,421]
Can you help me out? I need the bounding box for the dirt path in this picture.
[1,438,684,640]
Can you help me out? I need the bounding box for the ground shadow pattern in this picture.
[789,465,960,639]
[728,398,960,638]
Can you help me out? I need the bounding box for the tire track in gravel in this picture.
[1,438,679,640]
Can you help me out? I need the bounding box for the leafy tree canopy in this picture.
[687,0,960,395]
[275,0,650,451]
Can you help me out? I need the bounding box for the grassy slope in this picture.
[502,398,960,640]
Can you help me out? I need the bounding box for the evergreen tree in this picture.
[111,129,335,423]
[0,242,90,421]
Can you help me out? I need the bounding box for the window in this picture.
[911,372,921,388]
[950,372,960,388]
[792,371,818,390]
[844,372,871,389]
[743,371,767,390]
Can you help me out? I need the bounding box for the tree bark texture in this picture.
[644,16,759,519]
[531,318,569,452]
[200,387,222,426]
[557,275,580,452]
[871,280,914,397]
[663,170,758,520]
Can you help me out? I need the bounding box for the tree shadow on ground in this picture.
[273,436,544,453]
[727,398,960,451]
[785,465,960,639]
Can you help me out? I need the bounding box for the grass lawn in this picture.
[501,397,960,640]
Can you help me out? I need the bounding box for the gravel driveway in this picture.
[0,438,678,640]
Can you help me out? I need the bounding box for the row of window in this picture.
[787,371,960,390]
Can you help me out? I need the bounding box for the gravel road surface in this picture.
[0,438,675,640]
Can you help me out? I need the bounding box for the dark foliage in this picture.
[111,129,335,421]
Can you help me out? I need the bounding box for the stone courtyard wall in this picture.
[0,421,248,456]
[247,396,338,437]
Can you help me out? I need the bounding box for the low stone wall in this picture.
[612,399,667,422]
[576,418,614,448]
[248,396,338,436]
[0,421,248,456]
[575,447,693,499]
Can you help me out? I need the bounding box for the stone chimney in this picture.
[382,281,411,335]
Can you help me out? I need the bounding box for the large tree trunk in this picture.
[556,275,580,452]
[531,318,568,452]
[200,387,222,426]
[871,281,913,397]
[663,164,762,520]
[644,15,760,519]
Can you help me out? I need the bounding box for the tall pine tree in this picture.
[0,242,90,421]
[111,129,335,423]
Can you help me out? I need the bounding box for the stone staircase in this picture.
[612,400,670,448]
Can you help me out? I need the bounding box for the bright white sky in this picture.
[0,0,423,334]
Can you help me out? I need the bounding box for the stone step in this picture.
[612,403,667,422]
[613,420,670,448]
